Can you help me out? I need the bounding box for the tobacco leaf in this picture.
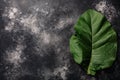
[70,9,117,75]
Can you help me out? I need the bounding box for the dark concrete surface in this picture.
[0,0,120,80]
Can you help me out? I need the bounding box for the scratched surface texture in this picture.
[0,0,120,80]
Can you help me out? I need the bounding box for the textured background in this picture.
[0,0,120,80]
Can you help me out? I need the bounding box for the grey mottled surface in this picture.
[0,0,120,80]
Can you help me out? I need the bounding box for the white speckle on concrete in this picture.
[41,31,51,44]
[8,7,18,19]
[40,31,61,45]
[5,39,26,66]
[45,2,48,5]
[5,22,15,31]
[40,8,49,15]
[12,8,18,13]
[20,14,40,34]
[3,7,22,32]
[43,68,53,80]
[3,5,40,34]
[95,0,118,21]
[56,18,74,29]
[53,65,68,80]
[95,1,106,13]
[36,8,39,12]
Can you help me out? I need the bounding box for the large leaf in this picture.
[70,9,117,75]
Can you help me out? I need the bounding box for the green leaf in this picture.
[69,9,117,75]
